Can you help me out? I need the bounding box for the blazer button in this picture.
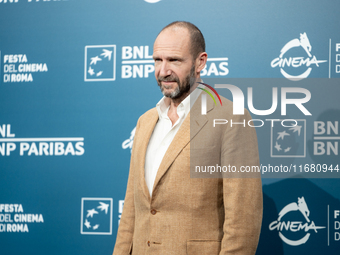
[147,241,151,247]
[150,209,157,215]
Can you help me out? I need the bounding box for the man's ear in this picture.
[195,52,208,73]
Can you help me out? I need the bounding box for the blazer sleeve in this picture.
[220,110,263,255]
[112,119,141,255]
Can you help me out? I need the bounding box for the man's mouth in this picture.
[161,81,177,87]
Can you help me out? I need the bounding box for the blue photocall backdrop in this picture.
[1,0,340,254]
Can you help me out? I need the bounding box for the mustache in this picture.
[158,75,179,83]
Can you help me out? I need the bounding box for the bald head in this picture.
[158,21,206,60]
[153,21,207,102]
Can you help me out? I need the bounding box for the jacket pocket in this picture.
[187,240,221,255]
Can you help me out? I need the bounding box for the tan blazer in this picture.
[113,95,263,255]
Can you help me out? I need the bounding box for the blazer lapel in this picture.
[137,109,159,202]
[189,93,214,141]
[151,95,214,195]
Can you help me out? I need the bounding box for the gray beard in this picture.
[158,65,196,99]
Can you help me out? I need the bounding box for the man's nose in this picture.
[159,61,171,77]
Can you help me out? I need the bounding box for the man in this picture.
[113,21,262,255]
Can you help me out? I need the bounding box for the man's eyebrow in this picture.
[152,55,184,61]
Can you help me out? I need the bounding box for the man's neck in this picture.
[167,79,199,125]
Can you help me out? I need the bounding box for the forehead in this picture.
[153,27,191,57]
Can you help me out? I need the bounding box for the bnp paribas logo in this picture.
[80,198,113,235]
[84,45,116,82]
[271,33,327,81]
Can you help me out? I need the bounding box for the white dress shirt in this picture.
[144,88,201,196]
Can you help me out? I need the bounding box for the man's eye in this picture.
[170,59,178,62]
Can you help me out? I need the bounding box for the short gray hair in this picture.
[159,21,206,59]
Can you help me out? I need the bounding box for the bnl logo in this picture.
[271,120,306,158]
[84,45,116,82]
[314,121,339,155]
[80,198,113,235]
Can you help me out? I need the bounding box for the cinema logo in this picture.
[0,204,44,233]
[336,43,340,74]
[0,124,84,156]
[2,54,48,83]
[269,197,325,246]
[271,33,327,81]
